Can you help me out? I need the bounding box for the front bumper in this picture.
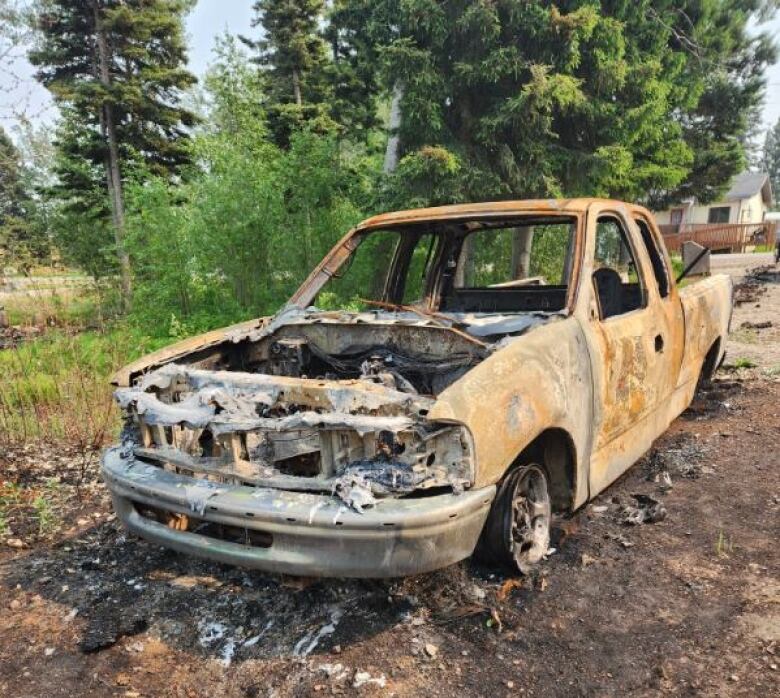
[101,447,495,578]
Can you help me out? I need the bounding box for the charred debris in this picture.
[114,308,555,512]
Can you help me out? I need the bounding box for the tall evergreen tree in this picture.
[242,0,336,147]
[764,117,780,207]
[324,0,383,139]
[0,128,25,225]
[340,1,777,208]
[29,0,197,308]
[0,125,51,269]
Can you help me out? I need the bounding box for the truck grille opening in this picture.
[135,505,273,548]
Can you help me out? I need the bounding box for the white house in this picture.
[654,171,774,227]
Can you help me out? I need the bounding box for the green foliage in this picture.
[0,326,164,444]
[242,0,337,147]
[0,125,50,269]
[122,45,367,336]
[382,146,464,209]
[764,117,780,207]
[29,0,198,295]
[340,0,776,208]
[30,0,198,180]
[732,357,757,369]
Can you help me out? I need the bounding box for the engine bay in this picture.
[115,317,492,511]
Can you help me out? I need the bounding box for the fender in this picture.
[428,317,593,507]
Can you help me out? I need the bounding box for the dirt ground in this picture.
[1,262,778,697]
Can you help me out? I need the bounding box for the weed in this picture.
[0,327,166,446]
[32,494,58,535]
[732,357,757,369]
[715,529,734,557]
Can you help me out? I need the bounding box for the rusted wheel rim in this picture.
[510,465,551,572]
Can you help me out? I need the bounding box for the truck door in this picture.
[583,206,680,494]
[632,212,684,392]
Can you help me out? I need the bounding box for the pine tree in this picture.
[29,0,197,308]
[764,118,780,208]
[242,0,336,147]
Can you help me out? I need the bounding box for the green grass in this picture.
[0,478,65,540]
[0,327,168,446]
[669,254,684,280]
[32,479,61,535]
[0,283,117,328]
[732,357,757,369]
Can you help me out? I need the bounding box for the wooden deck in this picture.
[659,222,778,254]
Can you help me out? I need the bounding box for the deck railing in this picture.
[659,222,778,254]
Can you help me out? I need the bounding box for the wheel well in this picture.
[513,428,576,512]
[701,338,722,382]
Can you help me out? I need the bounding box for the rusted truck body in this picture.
[102,199,732,577]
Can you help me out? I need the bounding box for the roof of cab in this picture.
[355,198,631,230]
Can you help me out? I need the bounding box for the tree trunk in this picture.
[511,226,534,279]
[454,234,475,287]
[93,0,132,310]
[292,68,303,107]
[368,83,406,301]
[383,82,404,174]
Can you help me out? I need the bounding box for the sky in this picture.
[1,3,779,149]
[0,1,256,136]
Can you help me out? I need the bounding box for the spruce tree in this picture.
[242,0,336,147]
[764,117,780,207]
[341,1,776,207]
[0,125,51,269]
[29,0,197,308]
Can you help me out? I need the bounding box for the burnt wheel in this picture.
[476,464,551,573]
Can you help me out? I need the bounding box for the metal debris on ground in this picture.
[655,471,674,492]
[606,531,635,548]
[496,578,523,601]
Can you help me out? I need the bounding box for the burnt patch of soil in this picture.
[1,375,778,697]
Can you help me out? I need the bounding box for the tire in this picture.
[475,463,551,573]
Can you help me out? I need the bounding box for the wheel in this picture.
[476,463,551,573]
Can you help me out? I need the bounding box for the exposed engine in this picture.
[116,319,484,511]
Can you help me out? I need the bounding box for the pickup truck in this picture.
[102,199,732,577]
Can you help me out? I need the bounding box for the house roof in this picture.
[724,171,773,205]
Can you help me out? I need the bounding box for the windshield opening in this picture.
[311,216,578,314]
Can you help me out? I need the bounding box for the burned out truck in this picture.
[102,200,732,577]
